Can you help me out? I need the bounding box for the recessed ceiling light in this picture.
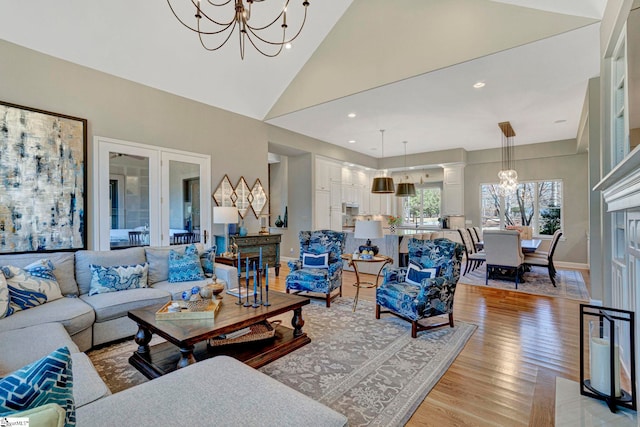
[285,43,292,50]
[554,119,567,124]
[409,167,415,170]
[348,163,354,167]
[473,82,485,89]
[348,140,356,144]
[347,113,357,118]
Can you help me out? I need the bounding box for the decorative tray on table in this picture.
[155,299,221,320]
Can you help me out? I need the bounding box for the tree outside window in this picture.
[480,180,562,235]
[402,187,441,227]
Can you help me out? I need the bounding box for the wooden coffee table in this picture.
[128,292,310,379]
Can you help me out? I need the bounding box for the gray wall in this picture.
[465,140,589,264]
[284,154,313,259]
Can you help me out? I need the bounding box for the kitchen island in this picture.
[343,228,463,274]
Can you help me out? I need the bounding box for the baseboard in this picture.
[555,261,589,270]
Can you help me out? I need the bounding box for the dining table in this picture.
[475,238,542,253]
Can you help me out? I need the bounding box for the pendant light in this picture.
[371,129,395,194]
[395,141,416,197]
[497,121,518,195]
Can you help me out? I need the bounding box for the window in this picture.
[402,186,441,227]
[480,180,562,236]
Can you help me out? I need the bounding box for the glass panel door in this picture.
[161,152,211,247]
[109,153,151,248]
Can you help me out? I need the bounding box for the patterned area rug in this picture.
[87,298,475,426]
[458,265,589,301]
[260,299,475,426]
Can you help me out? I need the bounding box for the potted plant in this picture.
[387,215,402,233]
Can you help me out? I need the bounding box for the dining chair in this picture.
[524,230,563,286]
[457,228,485,275]
[128,231,144,246]
[472,226,482,242]
[483,230,525,288]
[172,232,194,245]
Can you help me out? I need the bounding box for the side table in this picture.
[341,254,393,312]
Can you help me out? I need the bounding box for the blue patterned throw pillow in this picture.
[169,244,205,283]
[302,252,329,269]
[200,245,217,276]
[406,262,439,286]
[1,259,63,314]
[88,263,149,296]
[0,346,75,426]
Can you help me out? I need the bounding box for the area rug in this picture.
[87,298,476,426]
[458,265,589,301]
[260,299,475,426]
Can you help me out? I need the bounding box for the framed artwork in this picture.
[0,101,87,253]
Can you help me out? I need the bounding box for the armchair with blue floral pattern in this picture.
[286,230,345,307]
[376,238,464,338]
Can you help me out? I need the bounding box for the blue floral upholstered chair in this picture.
[376,238,464,338]
[286,230,346,307]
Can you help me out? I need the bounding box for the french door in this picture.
[93,136,210,250]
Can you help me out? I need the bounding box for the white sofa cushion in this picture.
[0,297,94,336]
[0,252,78,296]
[80,288,169,323]
[75,248,147,296]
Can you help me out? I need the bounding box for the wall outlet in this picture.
[290,247,294,254]
[465,220,473,224]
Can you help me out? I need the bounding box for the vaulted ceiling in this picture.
[0,0,605,158]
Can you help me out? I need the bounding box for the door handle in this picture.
[203,230,208,244]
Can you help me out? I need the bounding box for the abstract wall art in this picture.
[0,101,87,253]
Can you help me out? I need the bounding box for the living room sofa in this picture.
[0,245,348,426]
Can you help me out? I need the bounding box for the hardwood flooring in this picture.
[267,266,588,426]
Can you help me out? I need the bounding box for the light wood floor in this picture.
[267,265,588,427]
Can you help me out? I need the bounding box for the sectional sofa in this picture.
[0,244,347,426]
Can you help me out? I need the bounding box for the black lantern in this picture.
[580,304,636,413]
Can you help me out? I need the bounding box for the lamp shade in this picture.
[213,206,238,224]
[354,220,383,255]
[371,177,395,194]
[395,182,416,197]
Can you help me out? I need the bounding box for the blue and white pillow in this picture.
[0,346,75,426]
[169,244,205,283]
[302,252,329,269]
[88,263,149,296]
[200,245,217,276]
[406,262,439,286]
[1,259,63,314]
[0,272,10,318]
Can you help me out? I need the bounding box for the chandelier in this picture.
[167,0,310,59]
[395,141,416,197]
[498,121,518,194]
[371,130,395,194]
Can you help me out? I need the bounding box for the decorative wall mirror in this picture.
[250,179,268,218]
[235,177,251,219]
[213,174,235,207]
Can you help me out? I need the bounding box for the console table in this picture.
[217,234,282,276]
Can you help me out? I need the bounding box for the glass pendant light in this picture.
[395,141,416,197]
[371,129,395,194]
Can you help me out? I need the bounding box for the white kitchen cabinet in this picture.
[316,158,342,191]
[442,164,464,216]
[315,190,331,229]
[330,181,342,208]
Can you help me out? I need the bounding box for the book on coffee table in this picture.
[226,287,257,298]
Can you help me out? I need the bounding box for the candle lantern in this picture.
[580,304,636,413]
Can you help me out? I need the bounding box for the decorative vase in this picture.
[389,224,396,234]
[275,215,284,227]
[238,220,248,236]
[283,207,288,228]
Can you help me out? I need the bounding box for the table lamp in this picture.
[213,206,238,257]
[354,220,383,255]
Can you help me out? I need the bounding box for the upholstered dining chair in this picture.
[484,230,525,288]
[472,226,482,243]
[458,228,485,275]
[376,238,464,338]
[524,229,563,286]
[286,230,346,307]
[172,232,194,245]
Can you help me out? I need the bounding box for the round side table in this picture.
[341,254,393,312]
